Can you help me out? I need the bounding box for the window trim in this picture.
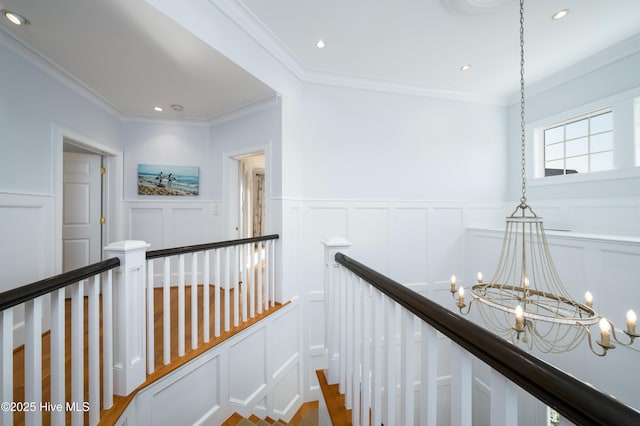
[528,86,640,187]
[542,108,613,176]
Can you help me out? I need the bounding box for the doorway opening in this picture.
[237,153,266,238]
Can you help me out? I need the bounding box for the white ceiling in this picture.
[1,0,640,119]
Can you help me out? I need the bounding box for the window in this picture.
[543,109,614,176]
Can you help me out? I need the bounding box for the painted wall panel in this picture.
[0,195,52,290]
[150,355,220,426]
[129,208,164,250]
[389,208,429,283]
[351,207,390,274]
[429,207,465,282]
[229,328,267,404]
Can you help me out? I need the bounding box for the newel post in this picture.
[321,237,352,384]
[104,240,150,396]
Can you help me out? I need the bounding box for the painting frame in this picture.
[137,163,200,196]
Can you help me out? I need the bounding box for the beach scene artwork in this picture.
[138,164,199,196]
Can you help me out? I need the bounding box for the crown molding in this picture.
[220,0,505,106]
[304,68,508,106]
[213,0,305,81]
[509,33,640,105]
[0,26,123,120]
[209,94,281,126]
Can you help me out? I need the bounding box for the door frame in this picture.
[223,143,271,240]
[53,124,122,274]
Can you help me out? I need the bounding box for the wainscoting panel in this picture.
[300,199,509,401]
[125,201,222,251]
[149,354,220,426]
[389,208,429,283]
[0,193,54,291]
[126,302,302,425]
[228,328,267,405]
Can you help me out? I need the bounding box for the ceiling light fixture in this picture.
[316,40,326,49]
[551,9,569,20]
[449,0,638,357]
[171,104,184,112]
[2,9,29,25]
[153,106,163,112]
[460,64,472,71]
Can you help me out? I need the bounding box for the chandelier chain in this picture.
[519,0,526,205]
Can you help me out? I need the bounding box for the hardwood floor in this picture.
[11,284,285,425]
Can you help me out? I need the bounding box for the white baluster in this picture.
[233,245,239,327]
[50,289,65,426]
[490,368,518,426]
[262,242,269,310]
[371,289,383,426]
[421,321,438,426]
[163,257,171,365]
[269,239,276,306]
[338,266,347,395]
[88,275,100,426]
[345,270,354,411]
[241,244,248,322]
[102,269,114,410]
[147,259,155,374]
[224,247,231,331]
[178,254,185,357]
[400,307,415,426]
[257,243,263,314]
[24,296,43,426]
[384,296,397,425]
[249,244,255,318]
[214,248,221,337]
[71,281,84,426]
[361,283,372,426]
[191,252,198,349]
[451,342,472,426]
[0,308,13,426]
[203,250,210,343]
[351,278,362,426]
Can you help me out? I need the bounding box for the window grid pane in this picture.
[543,110,613,176]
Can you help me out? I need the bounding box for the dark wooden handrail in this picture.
[335,252,640,426]
[0,257,121,311]
[146,234,280,259]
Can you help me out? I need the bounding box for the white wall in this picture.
[122,119,222,249]
[506,35,640,236]
[0,32,122,289]
[298,83,508,201]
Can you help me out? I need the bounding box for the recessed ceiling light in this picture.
[551,9,569,20]
[153,106,163,112]
[2,9,29,25]
[460,64,472,71]
[316,40,326,49]
[171,104,184,112]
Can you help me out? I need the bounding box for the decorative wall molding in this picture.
[117,302,302,425]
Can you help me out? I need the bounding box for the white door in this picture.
[62,152,102,272]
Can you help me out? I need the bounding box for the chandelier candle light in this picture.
[449,0,638,356]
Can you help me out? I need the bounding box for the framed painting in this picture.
[137,164,199,196]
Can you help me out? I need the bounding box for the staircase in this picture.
[222,402,319,426]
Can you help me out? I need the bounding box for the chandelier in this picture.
[450,0,639,356]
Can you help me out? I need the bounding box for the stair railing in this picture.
[0,257,121,426]
[0,234,279,426]
[144,234,279,372]
[322,238,640,426]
